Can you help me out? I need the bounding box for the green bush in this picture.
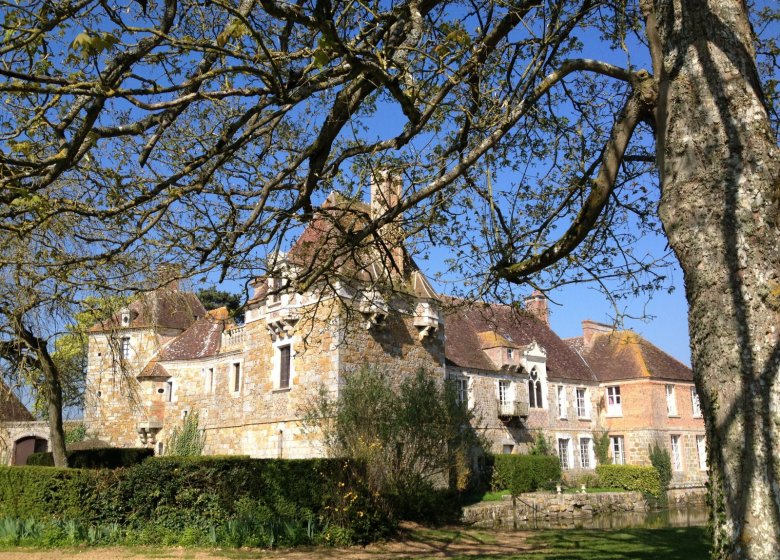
[0,456,392,547]
[491,454,562,495]
[595,464,662,497]
[26,447,153,469]
[649,443,672,490]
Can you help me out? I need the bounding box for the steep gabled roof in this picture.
[578,331,693,382]
[444,301,596,382]
[157,309,229,362]
[90,290,206,333]
[0,382,34,421]
[138,361,171,379]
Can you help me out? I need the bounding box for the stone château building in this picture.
[79,176,706,486]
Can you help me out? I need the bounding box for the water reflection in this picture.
[512,506,710,530]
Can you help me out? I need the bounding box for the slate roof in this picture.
[574,331,693,382]
[90,290,206,333]
[0,383,34,421]
[157,308,230,362]
[250,192,438,304]
[444,301,596,383]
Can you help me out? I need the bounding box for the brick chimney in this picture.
[370,169,404,275]
[157,263,181,290]
[524,291,549,325]
[582,319,614,348]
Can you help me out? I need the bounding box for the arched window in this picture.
[528,368,543,408]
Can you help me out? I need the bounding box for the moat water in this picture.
[511,505,709,531]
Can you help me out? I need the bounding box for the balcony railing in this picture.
[221,326,246,351]
[497,400,530,419]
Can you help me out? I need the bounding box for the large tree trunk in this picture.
[644,1,780,558]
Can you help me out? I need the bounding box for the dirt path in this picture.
[0,526,535,560]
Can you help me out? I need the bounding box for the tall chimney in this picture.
[157,263,181,291]
[582,319,614,348]
[524,290,549,325]
[370,169,404,275]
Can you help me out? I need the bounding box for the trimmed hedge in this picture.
[596,464,662,497]
[0,456,392,545]
[491,454,562,495]
[26,448,153,469]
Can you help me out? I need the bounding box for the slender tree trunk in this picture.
[644,1,780,558]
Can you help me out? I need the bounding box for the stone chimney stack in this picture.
[524,290,549,325]
[582,319,614,348]
[370,169,404,275]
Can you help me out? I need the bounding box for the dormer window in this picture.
[120,309,131,327]
[268,277,283,305]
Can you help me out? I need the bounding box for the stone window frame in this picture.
[449,374,470,409]
[610,434,625,465]
[230,360,243,396]
[272,336,295,391]
[528,368,544,409]
[120,336,131,360]
[557,435,573,470]
[666,384,678,416]
[670,434,683,471]
[497,379,512,406]
[575,387,589,418]
[556,385,567,419]
[606,386,622,417]
[691,386,702,418]
[578,434,595,469]
[696,434,707,470]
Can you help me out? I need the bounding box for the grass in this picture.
[521,527,710,559]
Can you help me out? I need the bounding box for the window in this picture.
[557,386,567,418]
[279,345,291,389]
[558,438,572,469]
[528,368,543,408]
[671,435,683,471]
[606,386,622,416]
[579,437,593,469]
[498,379,510,405]
[208,368,215,393]
[232,362,242,393]
[120,337,131,359]
[166,381,173,403]
[610,435,625,465]
[507,348,514,359]
[576,388,588,417]
[502,444,514,455]
[691,387,702,417]
[666,384,678,416]
[696,435,707,470]
[268,277,282,305]
[454,377,468,406]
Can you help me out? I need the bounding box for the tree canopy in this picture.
[0,1,778,557]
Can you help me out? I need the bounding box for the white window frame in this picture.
[666,384,678,416]
[606,386,622,416]
[454,376,469,407]
[578,436,594,469]
[557,437,572,469]
[671,434,683,471]
[230,360,243,395]
[120,336,131,360]
[166,380,174,403]
[691,387,702,418]
[610,435,625,465]
[696,435,707,470]
[557,385,567,418]
[528,368,544,409]
[498,379,511,405]
[576,387,589,418]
